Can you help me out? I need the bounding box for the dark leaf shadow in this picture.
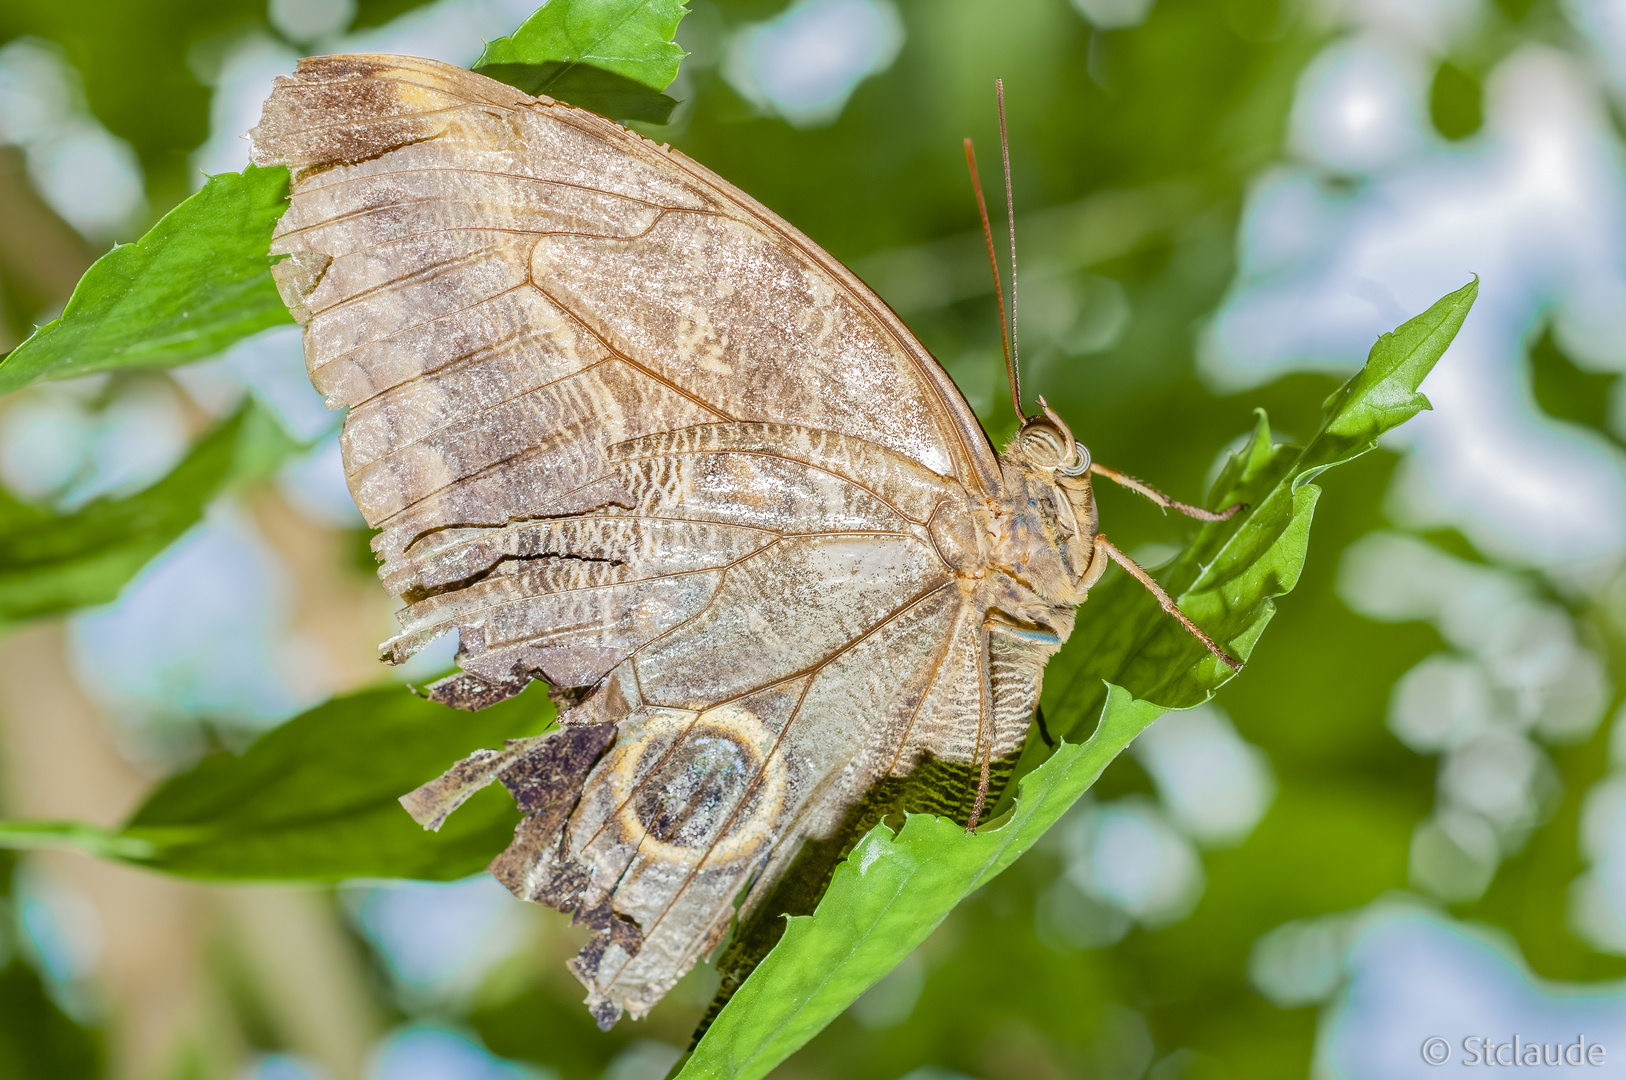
[476,61,679,123]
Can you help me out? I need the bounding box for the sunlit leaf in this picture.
[0,166,292,395]
[0,681,555,881]
[0,404,297,628]
[474,0,687,121]
[675,279,1478,1080]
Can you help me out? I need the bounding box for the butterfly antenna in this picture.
[964,137,1020,422]
[996,78,1027,424]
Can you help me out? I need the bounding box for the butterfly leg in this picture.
[1090,462,1244,522]
[967,620,1063,833]
[967,621,997,833]
[1095,535,1243,670]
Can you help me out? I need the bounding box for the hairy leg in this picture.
[1095,534,1243,670]
[1090,462,1245,523]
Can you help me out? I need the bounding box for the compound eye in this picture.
[1019,422,1069,469]
[1057,442,1092,477]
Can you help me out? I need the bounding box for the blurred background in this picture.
[4,0,1626,1077]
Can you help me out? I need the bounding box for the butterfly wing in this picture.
[250,55,998,590]
[251,55,1023,1026]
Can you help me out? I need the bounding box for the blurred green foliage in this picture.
[1,1,1622,1079]
[1527,327,1617,442]
[0,959,104,1078]
[0,0,268,214]
[1430,60,1483,140]
[0,404,296,628]
[0,855,103,1080]
[0,680,555,882]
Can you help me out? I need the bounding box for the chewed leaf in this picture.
[679,280,1478,1078]
[0,166,292,394]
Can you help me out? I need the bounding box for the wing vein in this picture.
[612,448,926,527]
[307,245,507,318]
[530,282,735,422]
[311,283,532,386]
[599,579,961,990]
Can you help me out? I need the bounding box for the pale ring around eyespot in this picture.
[605,705,788,866]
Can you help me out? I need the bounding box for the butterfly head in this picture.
[994,398,1101,605]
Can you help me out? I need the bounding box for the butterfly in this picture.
[250,54,1239,1030]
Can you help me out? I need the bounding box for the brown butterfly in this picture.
[250,55,1239,1030]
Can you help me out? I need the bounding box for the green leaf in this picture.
[0,404,298,628]
[0,681,555,882]
[1043,276,1479,738]
[476,0,688,88]
[474,0,688,121]
[0,166,293,395]
[678,279,1478,1079]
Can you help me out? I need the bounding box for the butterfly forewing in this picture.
[251,55,1050,1027]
